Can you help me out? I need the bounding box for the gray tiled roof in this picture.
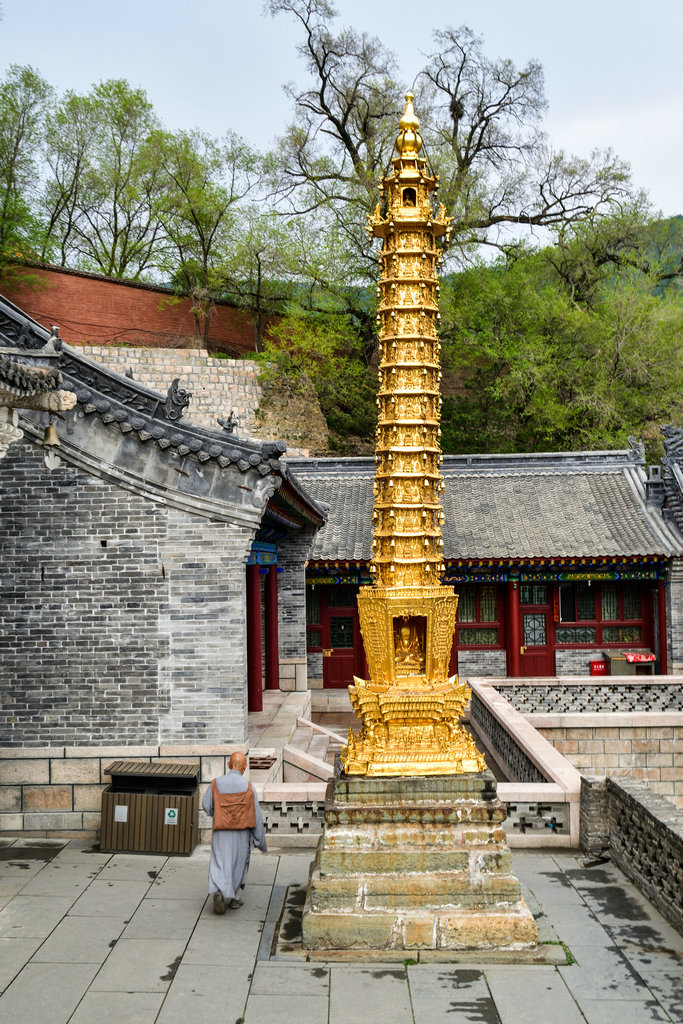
[288,452,683,562]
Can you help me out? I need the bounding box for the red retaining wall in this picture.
[2,265,264,355]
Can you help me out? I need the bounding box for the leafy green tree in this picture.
[55,79,164,279]
[154,128,258,343]
[260,307,377,451]
[40,90,98,265]
[266,2,634,277]
[439,218,683,457]
[0,64,53,268]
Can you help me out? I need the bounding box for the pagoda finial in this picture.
[396,91,422,158]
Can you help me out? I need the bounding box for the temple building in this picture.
[292,450,683,685]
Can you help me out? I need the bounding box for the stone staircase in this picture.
[282,718,345,782]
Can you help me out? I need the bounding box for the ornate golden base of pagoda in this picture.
[344,677,485,776]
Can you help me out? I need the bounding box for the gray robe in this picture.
[201,770,267,900]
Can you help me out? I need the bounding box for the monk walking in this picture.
[201,751,267,914]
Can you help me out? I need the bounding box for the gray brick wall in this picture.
[277,528,316,664]
[457,649,507,679]
[668,558,683,672]
[0,441,254,747]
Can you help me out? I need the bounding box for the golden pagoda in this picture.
[342,94,486,776]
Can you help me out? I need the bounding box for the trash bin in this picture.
[100,760,199,855]
[604,651,656,677]
[589,658,608,676]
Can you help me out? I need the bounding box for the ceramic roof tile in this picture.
[290,456,683,562]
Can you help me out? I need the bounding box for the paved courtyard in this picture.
[0,838,681,1024]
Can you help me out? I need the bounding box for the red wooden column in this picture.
[246,563,263,712]
[658,580,668,675]
[508,581,522,677]
[264,566,280,690]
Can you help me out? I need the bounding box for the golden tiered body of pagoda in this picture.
[342,94,486,776]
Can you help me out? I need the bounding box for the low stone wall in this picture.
[468,679,581,846]
[0,744,246,840]
[580,776,683,935]
[489,678,683,809]
[79,346,329,455]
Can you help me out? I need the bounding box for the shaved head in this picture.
[229,751,247,772]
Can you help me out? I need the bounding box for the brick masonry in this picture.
[278,529,318,691]
[491,680,683,808]
[537,723,683,807]
[580,776,683,935]
[667,557,683,672]
[4,265,265,354]
[77,345,329,456]
[0,747,247,840]
[0,440,255,750]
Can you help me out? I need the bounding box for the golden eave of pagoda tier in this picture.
[341,93,486,776]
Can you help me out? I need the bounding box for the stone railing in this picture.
[580,776,683,935]
[468,679,581,845]
[493,677,683,809]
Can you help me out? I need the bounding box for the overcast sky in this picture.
[2,0,681,216]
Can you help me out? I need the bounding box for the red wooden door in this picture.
[323,612,361,688]
[519,584,555,676]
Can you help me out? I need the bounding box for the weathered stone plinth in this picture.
[302,772,538,952]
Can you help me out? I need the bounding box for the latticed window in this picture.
[306,587,322,649]
[555,582,646,647]
[456,584,503,647]
[521,584,547,605]
[328,584,358,607]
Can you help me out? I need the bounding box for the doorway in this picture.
[519,583,555,676]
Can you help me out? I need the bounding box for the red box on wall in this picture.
[589,659,608,676]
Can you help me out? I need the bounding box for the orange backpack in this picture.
[211,780,256,831]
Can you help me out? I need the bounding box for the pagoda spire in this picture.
[341,94,484,776]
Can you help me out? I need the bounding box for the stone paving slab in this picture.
[156,965,251,1024]
[245,993,331,1023]
[0,936,43,991]
[0,842,682,1023]
[122,898,202,940]
[0,894,75,939]
[250,963,330,995]
[31,913,128,963]
[69,991,166,1024]
[559,942,652,1000]
[68,878,150,918]
[577,996,674,1024]
[0,875,29,897]
[407,966,499,1022]
[91,937,188,993]
[486,965,586,1024]
[97,853,168,882]
[329,966,414,1024]
[0,961,99,1024]
[20,864,100,897]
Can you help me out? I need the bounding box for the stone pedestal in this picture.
[302,772,538,952]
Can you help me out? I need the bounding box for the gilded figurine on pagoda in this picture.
[341,93,486,777]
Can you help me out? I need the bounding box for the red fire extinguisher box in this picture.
[590,658,608,676]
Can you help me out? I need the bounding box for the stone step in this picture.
[282,744,334,782]
[301,900,538,952]
[332,772,498,804]
[322,823,507,848]
[308,868,524,912]
[307,734,330,761]
[325,800,506,827]
[317,845,511,876]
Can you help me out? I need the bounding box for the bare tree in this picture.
[267,5,634,268]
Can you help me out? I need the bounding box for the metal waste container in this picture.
[100,760,199,855]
